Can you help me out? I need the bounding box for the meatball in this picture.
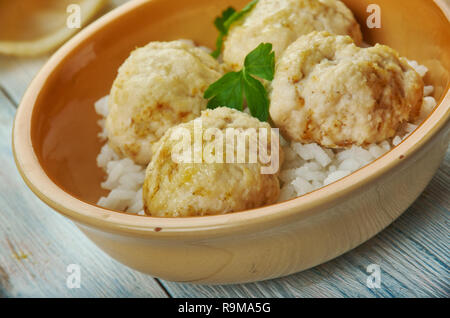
[143,107,283,217]
[270,32,424,148]
[106,40,224,165]
[223,0,362,70]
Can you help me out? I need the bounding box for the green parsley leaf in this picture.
[223,0,259,30]
[204,72,243,110]
[211,0,259,58]
[211,7,236,58]
[214,7,236,34]
[244,43,275,81]
[204,43,274,122]
[242,70,270,121]
[211,34,225,59]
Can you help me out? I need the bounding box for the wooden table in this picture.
[0,2,448,298]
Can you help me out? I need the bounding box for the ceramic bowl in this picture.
[13,0,450,284]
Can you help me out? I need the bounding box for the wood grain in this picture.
[0,55,48,105]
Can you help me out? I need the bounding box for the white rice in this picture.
[278,61,435,201]
[95,60,437,213]
[95,97,146,215]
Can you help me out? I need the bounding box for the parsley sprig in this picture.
[211,0,259,58]
[204,43,275,122]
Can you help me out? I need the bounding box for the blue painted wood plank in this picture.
[0,56,48,105]
[0,91,168,298]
